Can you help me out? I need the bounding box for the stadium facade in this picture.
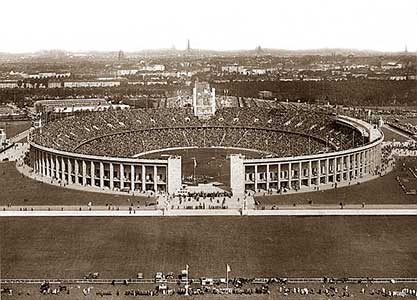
[28,110,383,196]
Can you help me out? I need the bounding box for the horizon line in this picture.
[0,46,414,55]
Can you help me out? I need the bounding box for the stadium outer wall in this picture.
[229,135,383,196]
[28,142,182,195]
[27,116,384,197]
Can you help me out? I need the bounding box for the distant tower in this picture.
[405,44,408,53]
[187,39,191,52]
[256,45,263,55]
[118,50,125,61]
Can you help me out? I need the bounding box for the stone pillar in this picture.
[277,163,281,190]
[50,155,55,179]
[67,158,72,184]
[43,152,47,176]
[308,160,312,186]
[229,154,245,196]
[74,160,79,184]
[168,157,182,194]
[61,157,65,183]
[120,163,124,189]
[109,162,114,190]
[91,161,95,187]
[266,164,270,190]
[51,155,56,179]
[100,162,104,189]
[333,158,337,180]
[347,155,351,180]
[317,160,321,185]
[288,162,291,190]
[131,164,135,192]
[141,165,146,192]
[298,161,302,189]
[82,160,87,186]
[325,158,329,184]
[46,153,50,177]
[254,165,258,192]
[153,165,158,192]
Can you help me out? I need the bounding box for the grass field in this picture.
[1,216,416,278]
[0,162,151,206]
[381,126,410,142]
[0,120,32,138]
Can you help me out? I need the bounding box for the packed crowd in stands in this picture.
[31,103,366,158]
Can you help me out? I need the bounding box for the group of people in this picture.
[31,104,363,158]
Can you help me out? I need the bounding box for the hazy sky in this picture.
[1,0,416,53]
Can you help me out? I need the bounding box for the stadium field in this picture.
[0,120,31,138]
[1,216,416,278]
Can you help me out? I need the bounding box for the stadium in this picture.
[26,83,384,197]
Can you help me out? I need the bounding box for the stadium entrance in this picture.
[140,147,263,190]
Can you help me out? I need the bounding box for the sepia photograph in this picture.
[0,0,417,299]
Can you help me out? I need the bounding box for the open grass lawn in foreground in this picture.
[1,216,416,278]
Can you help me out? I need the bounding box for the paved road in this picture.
[1,205,417,217]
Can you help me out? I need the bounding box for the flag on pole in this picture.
[193,158,197,168]
[227,264,231,273]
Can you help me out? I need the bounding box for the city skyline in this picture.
[0,0,416,53]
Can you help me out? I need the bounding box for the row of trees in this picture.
[213,80,417,107]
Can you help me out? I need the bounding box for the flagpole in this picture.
[226,264,229,291]
[185,264,189,296]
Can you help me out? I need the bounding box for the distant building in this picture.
[258,90,273,99]
[0,81,19,89]
[118,50,125,61]
[63,81,121,88]
[192,81,216,118]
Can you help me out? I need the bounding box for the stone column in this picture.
[298,161,302,189]
[67,158,72,184]
[347,155,351,180]
[141,165,146,191]
[318,160,321,185]
[325,158,329,184]
[288,162,291,190]
[50,155,55,179]
[120,163,124,189]
[277,163,281,190]
[254,165,258,192]
[74,160,79,184]
[153,165,158,192]
[308,160,312,186]
[61,157,65,183]
[91,161,95,187]
[51,155,56,179]
[109,162,114,190]
[266,164,270,190]
[131,165,135,192]
[46,153,50,177]
[100,162,104,189]
[82,160,87,186]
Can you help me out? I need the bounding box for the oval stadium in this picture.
[27,86,384,198]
